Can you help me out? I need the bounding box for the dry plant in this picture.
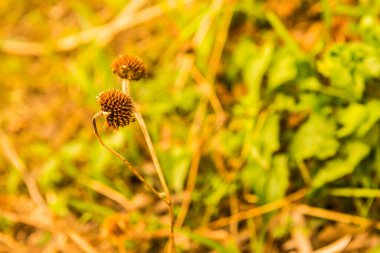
[93,54,175,253]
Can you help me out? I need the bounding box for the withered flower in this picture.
[97,89,135,130]
[111,54,147,81]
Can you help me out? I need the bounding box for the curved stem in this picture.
[92,112,165,202]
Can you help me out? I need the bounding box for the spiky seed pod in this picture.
[97,89,135,130]
[111,54,147,81]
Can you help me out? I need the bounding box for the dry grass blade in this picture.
[174,0,225,92]
[65,229,100,253]
[296,204,380,230]
[192,0,224,47]
[86,179,133,211]
[175,98,208,228]
[291,211,313,253]
[229,189,239,243]
[206,0,235,82]
[0,232,27,251]
[0,1,171,55]
[208,188,307,229]
[191,66,225,118]
[174,137,202,228]
[172,5,234,224]
[0,210,54,232]
[0,130,45,207]
[313,235,352,253]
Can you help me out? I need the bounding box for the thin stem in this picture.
[134,112,171,201]
[120,78,175,251]
[92,112,165,202]
[266,11,302,57]
[122,79,130,95]
[134,111,175,252]
[321,0,332,33]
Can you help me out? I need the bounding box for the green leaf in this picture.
[242,155,289,204]
[232,38,259,73]
[241,160,267,202]
[337,103,367,138]
[256,114,280,162]
[272,94,296,111]
[268,49,298,90]
[39,157,61,190]
[68,199,115,217]
[243,42,274,102]
[329,188,380,198]
[185,230,239,253]
[290,114,339,160]
[159,147,191,191]
[205,177,233,206]
[357,100,380,136]
[48,194,70,216]
[241,115,285,204]
[6,169,22,194]
[317,42,380,100]
[317,44,353,88]
[337,101,380,138]
[299,77,322,91]
[265,155,289,202]
[312,141,370,188]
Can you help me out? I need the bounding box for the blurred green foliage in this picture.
[1,0,380,251]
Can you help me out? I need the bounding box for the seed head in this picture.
[97,89,135,130]
[111,54,147,81]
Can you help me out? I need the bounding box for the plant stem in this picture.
[120,78,175,252]
[92,112,163,201]
[122,78,130,95]
[134,112,171,201]
[134,111,175,252]
[266,11,302,57]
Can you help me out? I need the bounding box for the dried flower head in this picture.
[111,54,147,81]
[97,89,135,130]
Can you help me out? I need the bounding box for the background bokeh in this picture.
[1,0,380,252]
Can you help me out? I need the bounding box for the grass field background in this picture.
[1,0,380,252]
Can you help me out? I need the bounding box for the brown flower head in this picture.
[97,89,135,130]
[111,54,147,81]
